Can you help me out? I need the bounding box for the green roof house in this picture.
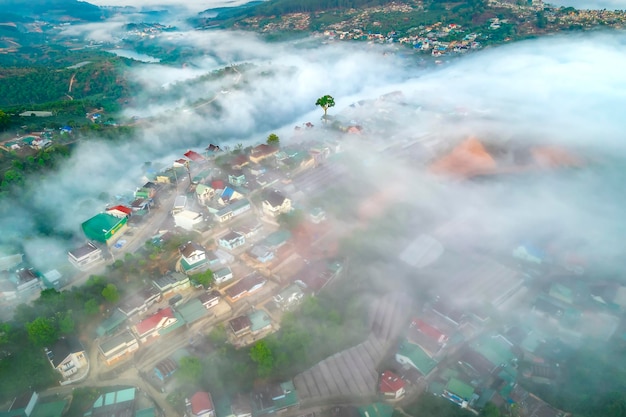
[395,340,438,376]
[81,213,128,244]
[442,378,475,407]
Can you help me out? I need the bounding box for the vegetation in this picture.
[192,269,214,288]
[315,94,335,121]
[267,133,280,146]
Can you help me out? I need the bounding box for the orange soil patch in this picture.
[429,136,497,178]
[531,146,583,168]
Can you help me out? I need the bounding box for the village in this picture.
[1,91,625,417]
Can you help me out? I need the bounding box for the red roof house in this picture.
[379,371,406,399]
[106,205,133,219]
[133,307,177,343]
[411,319,448,344]
[190,391,215,417]
[184,150,205,162]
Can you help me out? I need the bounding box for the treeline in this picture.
[0,276,115,402]
[0,59,133,108]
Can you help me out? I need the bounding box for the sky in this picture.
[3,22,626,291]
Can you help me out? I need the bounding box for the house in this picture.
[249,144,279,164]
[251,381,299,417]
[188,391,215,417]
[248,245,274,264]
[395,340,438,376]
[153,272,191,296]
[105,205,133,219]
[98,330,139,366]
[0,392,67,417]
[231,154,250,170]
[262,190,292,218]
[96,310,127,337]
[213,267,234,285]
[42,269,62,289]
[249,309,272,335]
[199,290,221,309]
[45,336,87,381]
[229,171,246,187]
[179,242,209,274]
[229,315,252,337]
[154,358,177,383]
[133,307,179,343]
[81,213,128,245]
[218,231,246,251]
[431,299,465,327]
[237,223,263,239]
[83,387,137,417]
[260,230,291,251]
[224,274,267,302]
[68,242,105,271]
[214,199,252,223]
[379,371,405,399]
[205,251,222,268]
[273,284,304,311]
[443,378,475,408]
[14,268,41,293]
[196,184,216,205]
[177,298,209,325]
[174,210,205,231]
[407,318,448,357]
[184,150,205,163]
[118,286,162,317]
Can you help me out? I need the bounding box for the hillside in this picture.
[0,0,106,22]
[0,58,135,109]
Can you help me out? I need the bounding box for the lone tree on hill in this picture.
[315,95,335,121]
[267,133,280,147]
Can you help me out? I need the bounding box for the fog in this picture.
[3,24,626,319]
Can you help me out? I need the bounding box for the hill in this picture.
[0,0,106,22]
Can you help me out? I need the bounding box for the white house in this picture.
[174,210,204,231]
[45,336,88,382]
[68,242,104,271]
[179,241,209,274]
[218,231,246,251]
[262,190,292,218]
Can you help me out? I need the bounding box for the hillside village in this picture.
[1,92,625,417]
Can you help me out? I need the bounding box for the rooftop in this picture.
[249,309,272,333]
[397,341,438,376]
[445,378,474,401]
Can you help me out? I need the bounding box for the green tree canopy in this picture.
[57,312,75,334]
[84,298,100,315]
[250,340,275,378]
[192,270,214,288]
[101,283,119,303]
[178,356,204,385]
[0,110,10,131]
[267,133,280,147]
[26,317,58,347]
[315,94,335,119]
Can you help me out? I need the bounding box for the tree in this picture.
[192,269,214,288]
[26,317,58,347]
[250,340,275,378]
[267,133,280,147]
[315,95,335,121]
[101,283,119,304]
[57,312,75,334]
[84,299,99,315]
[178,356,203,384]
[480,403,501,417]
[0,110,10,131]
